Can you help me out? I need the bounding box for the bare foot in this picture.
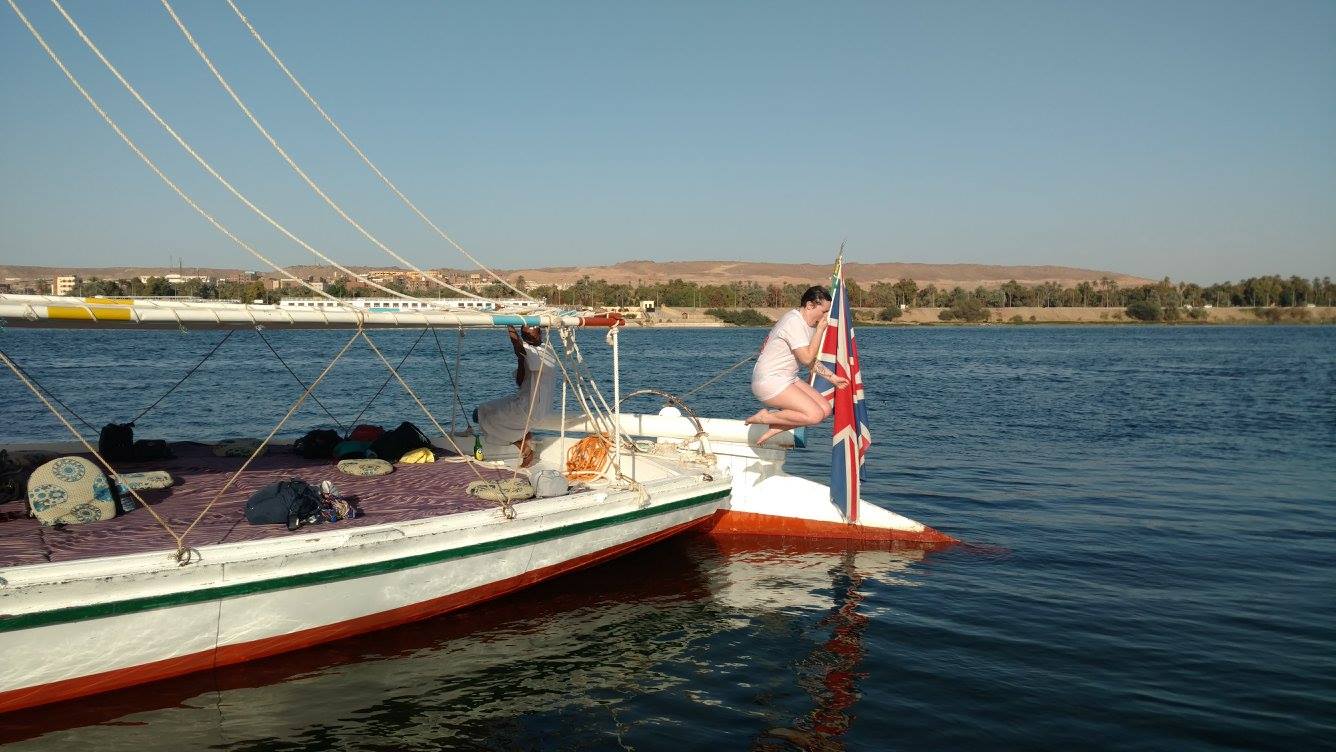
[755,426,785,445]
[744,408,771,425]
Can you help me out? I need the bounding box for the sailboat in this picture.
[0,0,954,714]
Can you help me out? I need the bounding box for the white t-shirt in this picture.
[477,342,558,444]
[752,309,815,387]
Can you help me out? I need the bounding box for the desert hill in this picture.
[500,260,1151,288]
[1,260,1152,289]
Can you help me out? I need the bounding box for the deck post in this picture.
[611,326,621,479]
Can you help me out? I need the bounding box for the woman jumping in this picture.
[745,285,848,444]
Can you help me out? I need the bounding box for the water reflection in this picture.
[2,535,945,750]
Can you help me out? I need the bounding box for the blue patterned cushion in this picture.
[27,456,116,526]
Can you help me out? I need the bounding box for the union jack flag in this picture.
[810,257,871,523]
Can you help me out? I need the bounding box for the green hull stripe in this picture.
[0,489,728,633]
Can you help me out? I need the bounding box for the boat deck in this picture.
[0,443,523,568]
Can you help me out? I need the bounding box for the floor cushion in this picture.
[337,459,393,477]
[213,439,267,458]
[27,456,116,526]
[466,478,535,502]
[116,471,175,491]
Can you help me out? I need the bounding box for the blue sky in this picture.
[1,0,1332,282]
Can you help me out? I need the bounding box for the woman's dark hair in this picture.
[799,285,832,307]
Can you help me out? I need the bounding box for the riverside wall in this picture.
[644,306,1336,326]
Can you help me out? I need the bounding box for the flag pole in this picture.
[811,242,845,388]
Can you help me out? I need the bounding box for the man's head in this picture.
[519,325,544,345]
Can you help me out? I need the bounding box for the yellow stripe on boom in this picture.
[47,306,133,321]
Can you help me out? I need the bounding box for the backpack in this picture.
[132,439,174,462]
[0,450,26,504]
[99,423,135,462]
[244,478,321,526]
[370,421,433,464]
[348,424,384,442]
[294,429,342,460]
[333,440,373,461]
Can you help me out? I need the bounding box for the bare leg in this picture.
[750,383,827,444]
[791,379,833,420]
[515,432,536,468]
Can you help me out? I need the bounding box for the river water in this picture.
[0,325,1333,750]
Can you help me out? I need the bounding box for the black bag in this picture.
[0,450,26,504]
[369,421,433,463]
[294,429,342,460]
[132,439,174,462]
[244,479,321,526]
[99,423,135,462]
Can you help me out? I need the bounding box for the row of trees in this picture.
[516,274,1336,310]
[70,276,276,303]
[65,273,1336,311]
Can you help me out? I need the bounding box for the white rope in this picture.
[356,332,487,477]
[224,0,538,304]
[554,329,616,441]
[178,326,364,551]
[559,380,568,463]
[0,348,184,553]
[46,0,416,306]
[159,0,490,304]
[7,0,334,304]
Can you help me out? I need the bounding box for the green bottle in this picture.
[472,435,484,461]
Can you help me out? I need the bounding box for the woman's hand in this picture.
[830,375,850,389]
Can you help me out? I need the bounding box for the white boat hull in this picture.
[0,476,729,713]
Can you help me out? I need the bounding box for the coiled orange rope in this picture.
[566,434,611,481]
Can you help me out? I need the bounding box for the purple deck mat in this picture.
[0,443,521,568]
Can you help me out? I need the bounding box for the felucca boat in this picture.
[0,0,954,715]
[0,297,952,714]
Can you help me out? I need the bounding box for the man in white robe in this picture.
[474,325,557,467]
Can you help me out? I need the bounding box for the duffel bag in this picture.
[244,478,321,526]
[370,421,433,464]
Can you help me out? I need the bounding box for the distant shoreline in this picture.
[628,305,1336,328]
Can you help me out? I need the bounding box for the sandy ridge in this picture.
[1,260,1152,289]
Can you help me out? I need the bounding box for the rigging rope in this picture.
[177,326,364,556]
[430,326,472,433]
[129,329,234,424]
[7,0,336,305]
[252,326,348,432]
[681,351,755,398]
[0,355,99,433]
[159,0,489,303]
[353,330,519,518]
[223,0,537,304]
[47,0,424,306]
[0,348,185,553]
[346,327,431,430]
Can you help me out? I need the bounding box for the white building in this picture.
[51,276,77,296]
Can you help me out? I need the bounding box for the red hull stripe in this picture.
[706,510,957,544]
[0,516,711,715]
